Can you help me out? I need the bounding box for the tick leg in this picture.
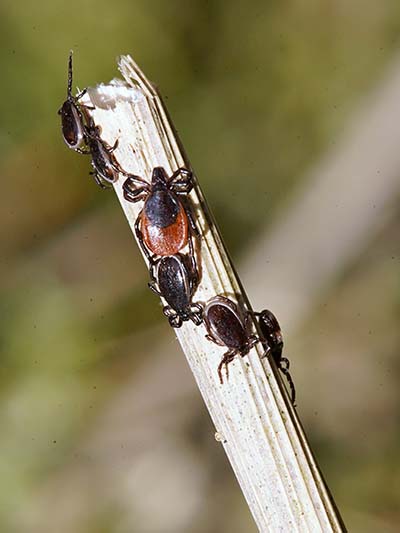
[178,196,199,238]
[134,213,155,265]
[205,333,225,347]
[163,307,182,328]
[189,303,203,326]
[170,315,182,328]
[109,138,119,152]
[148,260,159,284]
[244,311,255,334]
[186,230,200,291]
[218,349,237,385]
[148,281,161,296]
[280,357,290,371]
[279,364,296,406]
[76,88,87,100]
[90,171,110,190]
[81,102,95,111]
[247,335,260,350]
[123,173,148,187]
[123,179,149,203]
[169,167,194,193]
[75,147,91,155]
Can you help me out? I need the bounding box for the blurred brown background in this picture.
[1,1,400,532]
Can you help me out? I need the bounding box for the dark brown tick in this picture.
[122,166,198,262]
[204,296,259,384]
[58,51,87,151]
[82,117,124,188]
[255,309,296,405]
[149,254,202,328]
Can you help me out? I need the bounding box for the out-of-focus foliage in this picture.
[1,1,400,532]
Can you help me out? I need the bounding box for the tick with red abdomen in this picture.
[122,166,198,263]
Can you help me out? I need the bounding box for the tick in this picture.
[204,296,259,384]
[58,51,87,151]
[122,166,198,262]
[83,117,123,188]
[255,309,296,405]
[149,254,203,328]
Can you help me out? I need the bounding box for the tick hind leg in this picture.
[218,349,237,385]
[90,170,111,189]
[163,306,182,328]
[184,199,200,237]
[278,358,296,406]
[189,303,203,326]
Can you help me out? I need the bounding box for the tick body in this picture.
[149,254,202,328]
[122,167,197,261]
[84,118,122,188]
[204,296,259,384]
[255,309,296,405]
[58,51,87,151]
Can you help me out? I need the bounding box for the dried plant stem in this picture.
[80,55,346,533]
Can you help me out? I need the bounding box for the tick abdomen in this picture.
[141,200,188,256]
[61,101,83,148]
[207,304,247,350]
[157,256,190,311]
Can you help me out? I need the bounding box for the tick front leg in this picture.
[169,167,194,193]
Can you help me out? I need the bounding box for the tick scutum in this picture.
[144,188,180,228]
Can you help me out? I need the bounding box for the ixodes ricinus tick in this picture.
[204,296,258,384]
[122,166,198,262]
[149,254,203,328]
[255,309,296,405]
[58,51,87,151]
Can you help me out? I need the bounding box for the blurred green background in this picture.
[1,1,400,531]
